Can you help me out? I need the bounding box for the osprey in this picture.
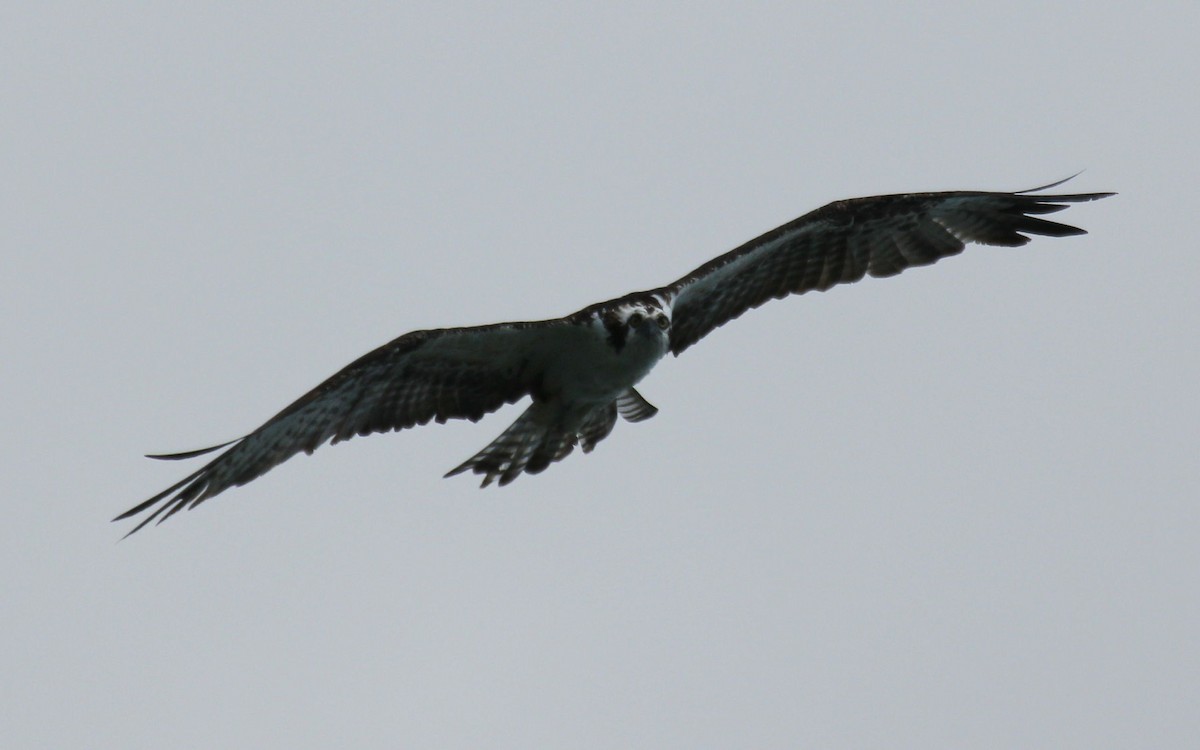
[116,178,1111,535]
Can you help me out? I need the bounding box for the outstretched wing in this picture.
[115,321,556,536]
[661,179,1113,355]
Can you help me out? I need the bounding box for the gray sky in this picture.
[4,3,1197,748]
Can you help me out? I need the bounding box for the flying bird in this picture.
[116,177,1112,535]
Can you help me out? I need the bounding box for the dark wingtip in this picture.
[113,460,212,538]
[1019,171,1086,193]
[145,438,240,461]
[1017,172,1115,202]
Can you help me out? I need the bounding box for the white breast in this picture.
[538,317,668,404]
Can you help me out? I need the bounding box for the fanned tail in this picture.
[445,400,622,487]
[615,388,658,422]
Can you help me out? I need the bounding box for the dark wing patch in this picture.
[115,322,554,536]
[662,181,1113,355]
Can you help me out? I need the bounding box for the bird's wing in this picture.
[661,179,1113,355]
[115,321,559,535]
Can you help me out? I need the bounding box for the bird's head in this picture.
[603,299,671,353]
[621,303,670,334]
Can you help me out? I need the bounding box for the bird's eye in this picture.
[656,314,669,329]
[628,312,644,327]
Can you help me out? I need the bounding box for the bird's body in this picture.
[117,178,1111,535]
[535,300,672,405]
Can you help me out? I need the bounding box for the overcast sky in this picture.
[4,3,1197,748]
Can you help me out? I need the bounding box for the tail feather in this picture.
[578,403,618,451]
[524,432,574,478]
[500,424,547,485]
[615,388,658,423]
[444,404,544,487]
[445,399,626,487]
